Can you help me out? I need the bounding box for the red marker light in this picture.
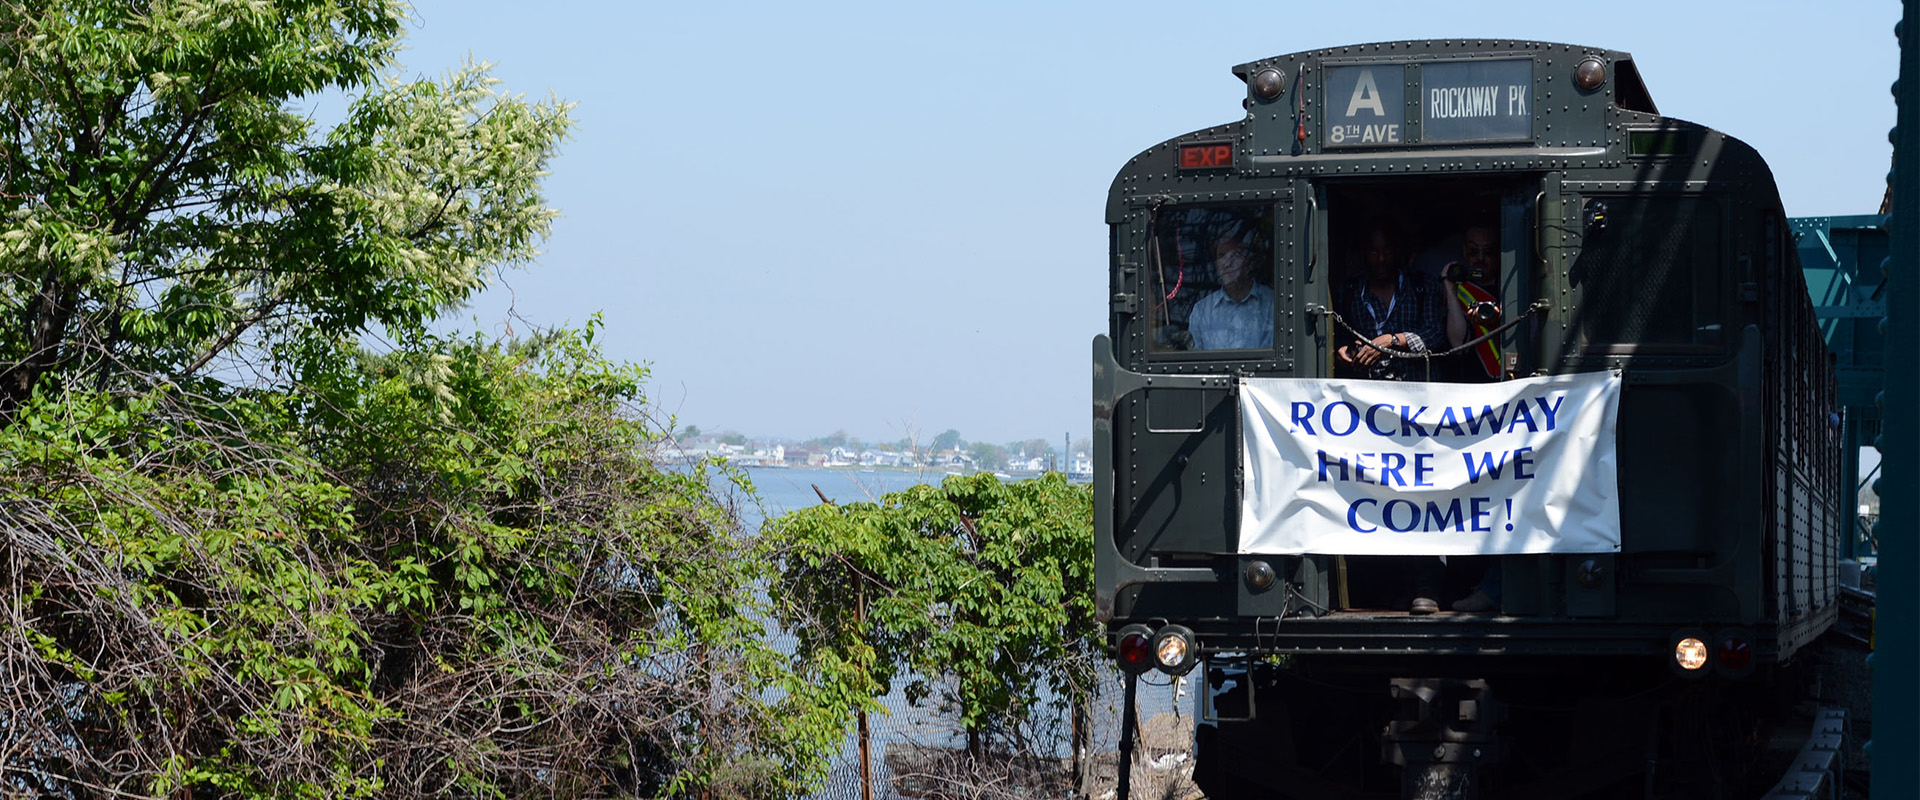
[1718,637,1752,671]
[1119,633,1153,672]
[1115,623,1156,674]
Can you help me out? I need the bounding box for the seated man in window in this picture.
[1189,233,1272,350]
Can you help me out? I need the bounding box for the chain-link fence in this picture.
[805,664,1203,800]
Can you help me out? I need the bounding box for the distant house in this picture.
[1006,455,1047,474]
[729,444,786,467]
[859,449,913,468]
[827,446,858,466]
[1069,452,1092,479]
[928,450,976,471]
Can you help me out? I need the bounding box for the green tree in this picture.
[0,0,566,409]
[932,428,963,453]
[769,474,1099,762]
[679,423,702,438]
[968,440,1007,471]
[0,3,837,798]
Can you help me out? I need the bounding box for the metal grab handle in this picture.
[1305,192,1321,283]
[1532,189,1547,262]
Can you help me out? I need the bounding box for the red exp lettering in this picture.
[1179,143,1232,169]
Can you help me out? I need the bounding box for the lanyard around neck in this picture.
[1363,274,1402,336]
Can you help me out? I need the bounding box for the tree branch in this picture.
[180,292,287,377]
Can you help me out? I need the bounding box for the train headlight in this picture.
[1574,57,1607,91]
[1251,68,1286,101]
[1152,625,1199,676]
[1116,624,1155,675]
[1674,637,1709,672]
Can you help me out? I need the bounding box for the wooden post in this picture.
[1118,672,1139,800]
[857,582,873,800]
[1071,691,1086,792]
[857,705,872,800]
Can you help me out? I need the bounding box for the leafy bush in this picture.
[1,327,840,799]
[769,472,1099,759]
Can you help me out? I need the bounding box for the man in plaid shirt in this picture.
[1330,219,1464,614]
[1334,221,1461,382]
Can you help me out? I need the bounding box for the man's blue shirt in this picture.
[1190,283,1274,350]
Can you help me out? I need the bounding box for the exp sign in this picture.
[1237,371,1621,556]
[1178,142,1233,170]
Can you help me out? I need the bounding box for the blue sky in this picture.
[396,1,1900,446]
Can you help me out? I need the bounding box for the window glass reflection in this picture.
[1149,205,1274,352]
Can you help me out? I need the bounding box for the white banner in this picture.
[1239,372,1622,556]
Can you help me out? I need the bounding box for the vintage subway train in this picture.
[1094,40,1842,799]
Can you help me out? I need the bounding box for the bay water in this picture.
[738,466,949,529]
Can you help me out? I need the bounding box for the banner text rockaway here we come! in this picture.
[1237,372,1622,557]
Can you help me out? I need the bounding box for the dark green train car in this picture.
[1095,41,1842,799]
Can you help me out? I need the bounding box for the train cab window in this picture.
[1571,195,1723,351]
[1147,205,1275,353]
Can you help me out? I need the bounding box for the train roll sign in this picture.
[1322,65,1406,148]
[1178,142,1233,169]
[1421,59,1533,143]
[1237,371,1621,556]
[1320,59,1535,147]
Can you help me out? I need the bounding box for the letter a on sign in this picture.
[1346,70,1386,117]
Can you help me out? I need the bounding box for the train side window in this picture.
[1146,205,1276,353]
[1570,195,1723,350]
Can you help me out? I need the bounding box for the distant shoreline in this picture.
[739,463,1091,484]
[742,463,1050,477]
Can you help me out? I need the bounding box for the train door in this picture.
[1306,176,1547,611]
[1313,177,1540,386]
[1105,193,1293,618]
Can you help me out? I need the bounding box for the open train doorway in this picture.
[1319,177,1538,384]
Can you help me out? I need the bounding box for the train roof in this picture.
[1100,38,1796,225]
[1227,40,1658,116]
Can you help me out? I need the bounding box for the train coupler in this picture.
[1383,678,1506,799]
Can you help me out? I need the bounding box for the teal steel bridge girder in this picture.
[1874,3,1918,798]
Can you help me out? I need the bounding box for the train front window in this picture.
[1570,195,1724,350]
[1147,205,1275,353]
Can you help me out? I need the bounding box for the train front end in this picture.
[1095,40,1841,799]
